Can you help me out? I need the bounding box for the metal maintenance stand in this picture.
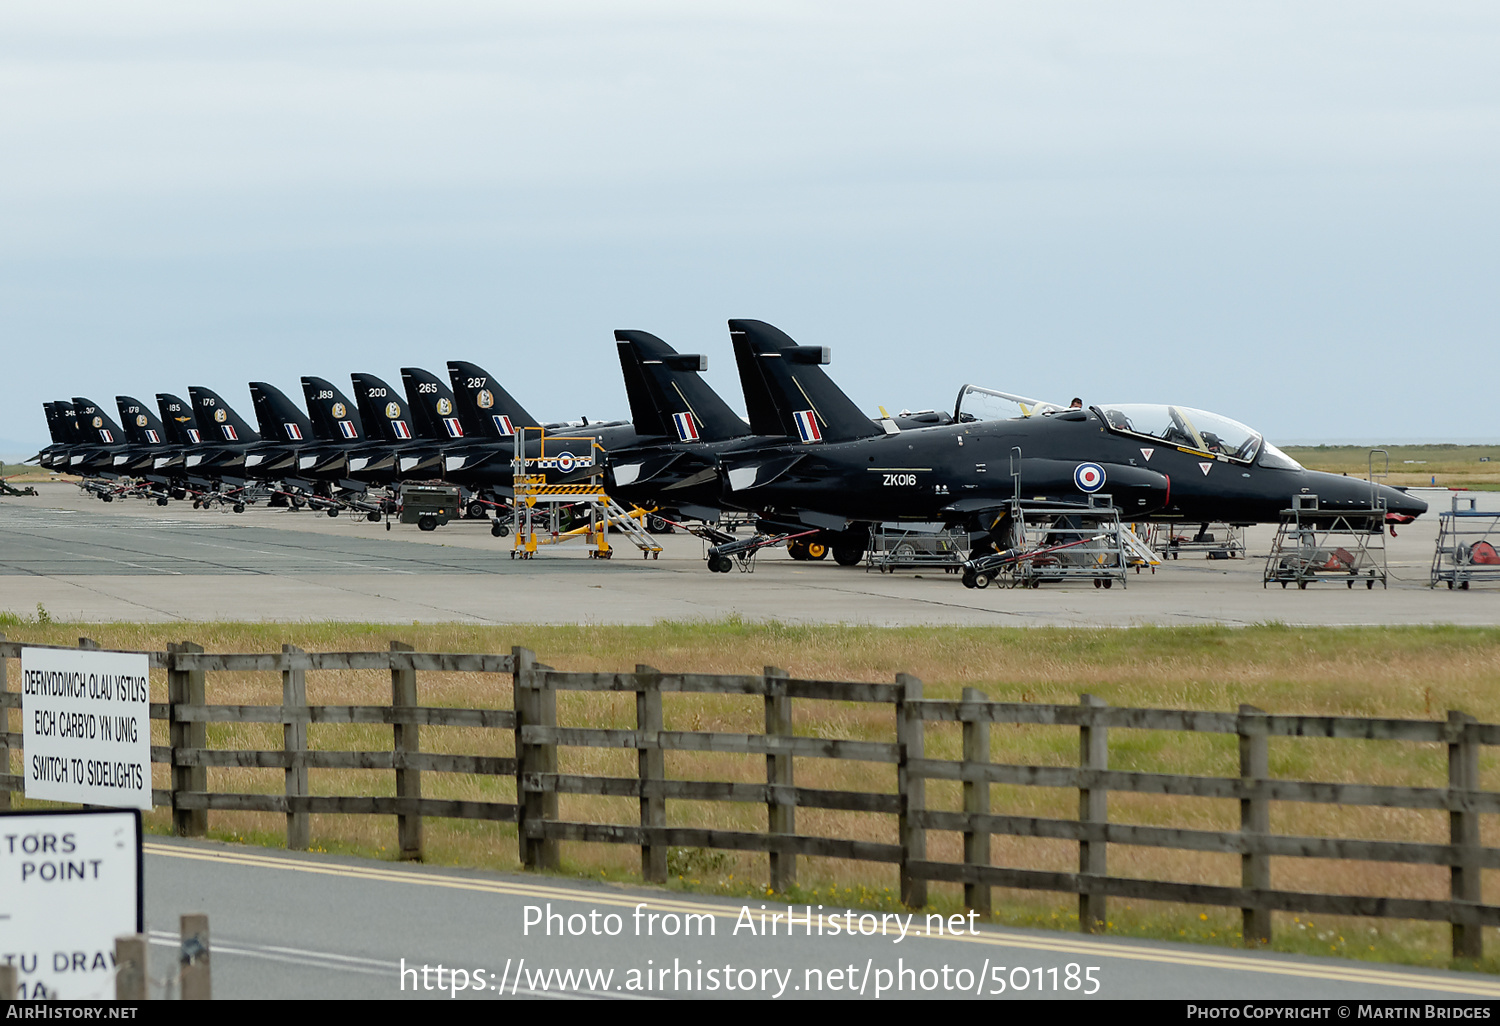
[1156,522,1247,561]
[963,494,1129,589]
[1263,494,1388,590]
[866,522,968,574]
[1431,495,1500,590]
[509,428,662,560]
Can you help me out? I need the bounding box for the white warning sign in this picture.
[22,647,152,810]
[0,808,143,999]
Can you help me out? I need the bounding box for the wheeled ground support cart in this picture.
[1263,495,1387,590]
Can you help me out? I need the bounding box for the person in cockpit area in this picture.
[1069,398,1083,409]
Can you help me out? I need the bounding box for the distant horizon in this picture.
[1,5,1495,457]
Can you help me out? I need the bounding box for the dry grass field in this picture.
[1285,444,1500,491]
[5,618,1500,971]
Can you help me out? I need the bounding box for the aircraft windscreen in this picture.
[1257,441,1303,470]
[954,384,1067,423]
[1096,404,1262,462]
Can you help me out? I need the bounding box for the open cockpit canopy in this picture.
[954,384,1069,423]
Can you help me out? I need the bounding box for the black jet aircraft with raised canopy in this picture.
[698,320,1174,567]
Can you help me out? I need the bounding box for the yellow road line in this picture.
[145,842,1500,996]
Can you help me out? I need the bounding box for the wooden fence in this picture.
[2,635,1499,959]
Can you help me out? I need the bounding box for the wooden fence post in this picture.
[1449,710,1482,960]
[0,632,9,812]
[179,913,210,1000]
[168,642,207,837]
[897,672,926,908]
[765,666,795,893]
[636,665,667,883]
[514,647,558,870]
[962,687,991,917]
[390,641,422,861]
[1239,704,1271,947]
[115,934,147,1000]
[282,644,309,851]
[1078,694,1108,934]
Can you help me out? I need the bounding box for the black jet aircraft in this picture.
[700,320,1172,565]
[695,320,1425,569]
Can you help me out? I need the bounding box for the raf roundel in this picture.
[1073,462,1106,493]
[555,451,575,474]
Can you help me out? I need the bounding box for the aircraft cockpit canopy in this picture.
[1094,403,1291,467]
[954,385,1068,423]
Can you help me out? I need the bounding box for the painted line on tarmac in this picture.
[145,842,1500,997]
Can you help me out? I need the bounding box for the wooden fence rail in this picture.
[2,634,1499,958]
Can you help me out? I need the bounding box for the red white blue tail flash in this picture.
[221,425,237,441]
[672,412,699,442]
[793,410,822,444]
[392,420,412,440]
[493,415,514,437]
[442,417,464,438]
[338,420,358,440]
[284,423,303,441]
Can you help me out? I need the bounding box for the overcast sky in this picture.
[3,2,1497,459]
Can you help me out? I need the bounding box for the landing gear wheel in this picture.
[832,545,864,567]
[491,521,510,538]
[467,500,485,520]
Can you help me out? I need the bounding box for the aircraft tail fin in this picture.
[188,387,261,444]
[727,320,880,443]
[351,373,417,443]
[42,403,68,444]
[446,361,537,440]
[300,377,364,443]
[71,397,126,446]
[614,330,747,443]
[156,393,201,445]
[400,367,465,441]
[116,396,168,446]
[250,382,318,444]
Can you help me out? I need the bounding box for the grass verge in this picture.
[4,618,1500,974]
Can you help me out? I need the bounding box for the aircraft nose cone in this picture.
[1382,484,1427,519]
